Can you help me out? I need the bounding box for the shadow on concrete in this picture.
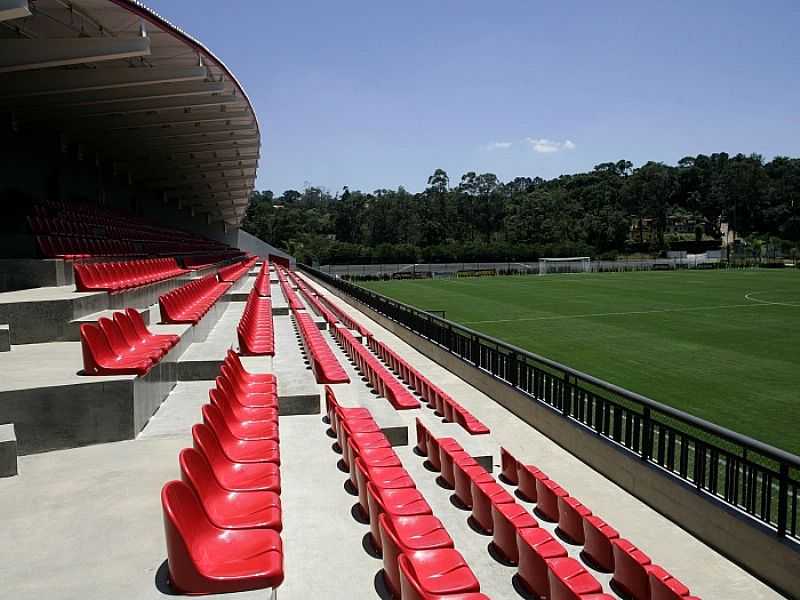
[343,479,358,496]
[373,569,394,600]
[449,493,470,511]
[154,559,181,595]
[511,573,537,599]
[362,532,382,559]
[351,503,369,524]
[579,549,613,574]
[487,541,516,566]
[467,516,491,536]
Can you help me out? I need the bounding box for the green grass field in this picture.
[362,269,800,455]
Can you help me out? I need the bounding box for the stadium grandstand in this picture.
[0,3,797,600]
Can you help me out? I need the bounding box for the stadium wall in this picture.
[306,270,800,599]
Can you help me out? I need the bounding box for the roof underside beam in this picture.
[0,37,151,74]
[21,93,240,120]
[166,177,254,192]
[0,66,209,99]
[0,0,30,22]
[144,166,257,185]
[8,81,227,111]
[51,108,251,132]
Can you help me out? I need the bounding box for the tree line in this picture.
[242,153,800,265]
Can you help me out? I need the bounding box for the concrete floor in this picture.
[0,271,785,599]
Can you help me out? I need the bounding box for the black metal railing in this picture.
[300,264,800,543]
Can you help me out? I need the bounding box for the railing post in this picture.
[777,462,789,538]
[562,373,571,416]
[509,352,518,388]
[642,406,652,461]
[472,335,480,367]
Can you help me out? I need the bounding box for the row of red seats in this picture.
[80,308,179,375]
[325,386,489,599]
[37,235,137,259]
[288,272,339,325]
[218,257,258,283]
[290,271,373,337]
[293,311,350,384]
[161,351,284,594]
[276,267,304,310]
[74,258,187,292]
[159,274,231,324]
[238,289,274,356]
[413,422,613,600]
[254,261,271,296]
[368,336,489,435]
[497,448,700,600]
[31,201,223,245]
[331,325,419,409]
[316,291,372,337]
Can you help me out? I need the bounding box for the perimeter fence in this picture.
[301,263,800,544]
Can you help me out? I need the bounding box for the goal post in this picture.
[538,256,591,275]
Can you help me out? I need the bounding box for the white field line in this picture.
[463,299,797,325]
[744,291,800,308]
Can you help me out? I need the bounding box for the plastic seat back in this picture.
[192,423,228,467]
[80,323,117,372]
[98,317,132,356]
[125,308,152,339]
[179,447,224,503]
[161,480,216,589]
[113,311,144,347]
[202,403,236,446]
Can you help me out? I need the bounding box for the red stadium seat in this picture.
[354,458,415,516]
[536,477,568,521]
[179,448,281,531]
[453,460,494,509]
[397,549,482,600]
[161,480,283,594]
[330,325,419,408]
[159,274,231,324]
[582,515,619,572]
[237,289,275,356]
[470,479,514,533]
[203,398,279,442]
[557,496,592,544]
[379,514,454,597]
[491,501,539,565]
[415,417,429,456]
[201,405,280,464]
[114,310,177,355]
[611,539,655,600]
[517,526,568,598]
[74,258,186,292]
[500,446,520,484]
[225,349,276,385]
[79,323,152,376]
[210,386,278,424]
[367,483,433,552]
[439,444,473,489]
[648,565,693,600]
[517,464,546,502]
[192,424,280,493]
[294,313,350,384]
[547,557,604,600]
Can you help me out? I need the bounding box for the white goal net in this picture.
[539,256,591,275]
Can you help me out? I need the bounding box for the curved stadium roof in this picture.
[0,0,259,226]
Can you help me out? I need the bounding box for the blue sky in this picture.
[146,0,799,195]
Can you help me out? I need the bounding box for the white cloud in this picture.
[485,141,513,151]
[525,138,576,153]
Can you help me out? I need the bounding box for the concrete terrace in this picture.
[0,268,784,599]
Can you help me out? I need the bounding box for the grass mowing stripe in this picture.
[362,269,800,455]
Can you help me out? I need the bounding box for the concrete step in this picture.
[0,423,17,477]
[0,324,9,352]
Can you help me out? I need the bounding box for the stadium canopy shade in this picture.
[0,0,259,226]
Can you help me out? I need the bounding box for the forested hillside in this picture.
[243,153,800,265]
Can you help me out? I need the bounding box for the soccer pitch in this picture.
[361,269,800,455]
